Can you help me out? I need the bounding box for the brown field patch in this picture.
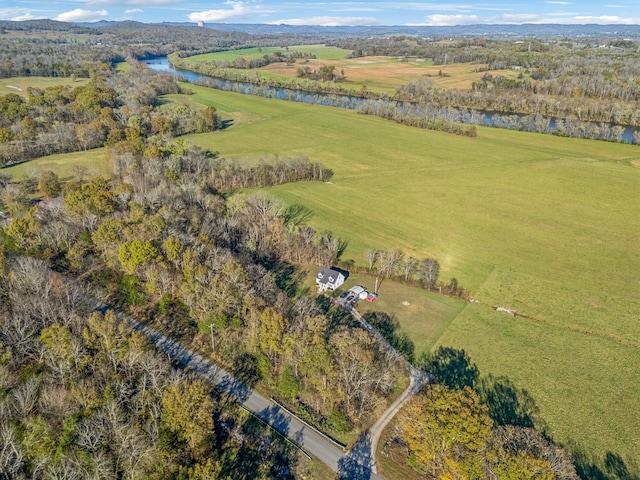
[260,57,523,91]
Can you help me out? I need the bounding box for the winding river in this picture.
[144,57,637,144]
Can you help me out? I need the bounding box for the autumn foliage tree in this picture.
[399,384,493,476]
[38,170,61,198]
[161,380,215,460]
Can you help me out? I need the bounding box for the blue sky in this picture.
[2,1,640,26]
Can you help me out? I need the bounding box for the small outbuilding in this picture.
[349,285,369,300]
[316,267,346,292]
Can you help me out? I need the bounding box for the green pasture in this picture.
[343,273,465,355]
[188,44,351,62]
[176,84,640,468]
[437,303,640,468]
[3,148,110,180]
[299,266,464,355]
[0,76,88,98]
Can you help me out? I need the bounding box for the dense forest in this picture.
[0,20,324,78]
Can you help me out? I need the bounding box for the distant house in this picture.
[316,267,345,292]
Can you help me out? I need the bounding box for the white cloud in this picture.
[187,1,266,23]
[125,8,143,14]
[54,9,109,22]
[419,14,479,26]
[571,15,640,23]
[267,16,380,26]
[413,11,640,26]
[85,0,175,6]
[490,13,545,23]
[13,12,45,21]
[0,7,44,21]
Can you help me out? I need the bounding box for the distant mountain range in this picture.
[2,18,638,38]
[76,20,640,38]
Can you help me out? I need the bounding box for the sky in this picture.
[2,0,640,26]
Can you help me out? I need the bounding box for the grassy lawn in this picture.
[174,84,640,469]
[299,265,464,356]
[437,303,640,467]
[3,148,110,180]
[341,273,465,356]
[189,44,352,62]
[0,76,88,98]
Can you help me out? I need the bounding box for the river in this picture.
[144,57,637,144]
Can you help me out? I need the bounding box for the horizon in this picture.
[3,1,640,28]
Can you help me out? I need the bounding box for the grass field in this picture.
[299,267,465,355]
[3,148,110,180]
[173,84,640,470]
[0,76,88,98]
[186,44,522,93]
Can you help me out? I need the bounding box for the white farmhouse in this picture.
[316,267,345,292]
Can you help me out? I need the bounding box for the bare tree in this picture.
[375,249,403,293]
[0,421,24,479]
[420,258,440,290]
[402,256,418,281]
[365,249,379,271]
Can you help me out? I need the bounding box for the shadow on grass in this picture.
[363,311,415,363]
[273,262,308,298]
[417,347,540,428]
[417,346,479,390]
[571,447,640,480]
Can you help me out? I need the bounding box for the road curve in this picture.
[101,304,382,479]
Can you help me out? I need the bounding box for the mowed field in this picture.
[186,44,521,93]
[174,84,640,469]
[0,76,88,98]
[4,148,110,180]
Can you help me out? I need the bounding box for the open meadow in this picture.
[3,148,110,180]
[185,44,521,93]
[0,76,88,98]
[175,84,640,470]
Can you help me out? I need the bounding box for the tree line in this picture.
[208,50,316,70]
[335,35,640,128]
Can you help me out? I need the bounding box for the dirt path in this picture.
[338,299,431,475]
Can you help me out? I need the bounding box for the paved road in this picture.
[99,303,382,479]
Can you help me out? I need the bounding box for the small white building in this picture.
[316,267,345,292]
[348,285,369,300]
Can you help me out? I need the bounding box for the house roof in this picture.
[317,267,343,284]
[348,285,367,296]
